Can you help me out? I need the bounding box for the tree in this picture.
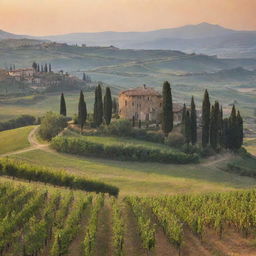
[112,98,118,114]
[184,110,191,145]
[210,101,220,151]
[83,73,86,81]
[93,84,103,127]
[181,104,187,136]
[78,90,87,130]
[39,112,67,141]
[190,96,197,145]
[37,64,40,72]
[236,111,243,149]
[60,93,67,116]
[202,89,211,147]
[41,65,44,72]
[103,87,112,125]
[49,63,52,72]
[162,81,173,135]
[32,62,37,71]
[44,64,48,73]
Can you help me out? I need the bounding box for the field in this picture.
[244,138,256,156]
[0,126,35,154]
[1,178,256,256]
[0,91,96,121]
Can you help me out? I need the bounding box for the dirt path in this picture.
[93,199,113,256]
[67,206,91,256]
[122,203,147,256]
[0,126,52,157]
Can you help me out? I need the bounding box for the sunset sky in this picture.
[0,0,256,36]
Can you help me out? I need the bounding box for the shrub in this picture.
[51,136,199,164]
[39,112,67,141]
[99,119,132,136]
[0,159,119,196]
[165,132,185,148]
[0,115,36,132]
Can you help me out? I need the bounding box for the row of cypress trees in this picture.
[59,84,113,130]
[162,82,243,151]
[201,89,243,151]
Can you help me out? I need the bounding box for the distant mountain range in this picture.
[1,23,256,58]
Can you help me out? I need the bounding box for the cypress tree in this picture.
[236,111,243,149]
[37,64,40,72]
[181,104,187,136]
[162,81,173,135]
[222,118,229,149]
[112,98,118,114]
[93,84,103,127]
[202,89,211,147]
[41,65,44,72]
[44,64,48,73]
[32,62,37,70]
[190,96,197,145]
[49,63,52,72]
[229,105,237,150]
[185,110,191,145]
[78,90,87,131]
[103,87,112,125]
[60,93,67,116]
[210,101,220,151]
[83,73,86,81]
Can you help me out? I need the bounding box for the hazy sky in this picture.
[0,0,256,35]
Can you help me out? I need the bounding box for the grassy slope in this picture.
[244,138,256,156]
[0,91,95,121]
[0,126,35,154]
[11,149,256,196]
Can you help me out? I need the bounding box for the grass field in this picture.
[0,126,35,154]
[244,138,256,156]
[11,149,256,196]
[0,91,96,121]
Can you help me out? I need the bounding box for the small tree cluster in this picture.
[181,97,197,145]
[201,89,243,151]
[82,73,92,83]
[32,62,52,73]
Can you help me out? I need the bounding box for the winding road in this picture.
[0,126,50,157]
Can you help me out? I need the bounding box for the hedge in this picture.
[0,115,36,132]
[51,136,199,164]
[0,159,119,196]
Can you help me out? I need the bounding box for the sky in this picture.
[0,0,256,36]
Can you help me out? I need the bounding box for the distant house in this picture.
[9,68,35,78]
[118,85,183,123]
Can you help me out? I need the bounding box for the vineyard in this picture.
[1,181,256,256]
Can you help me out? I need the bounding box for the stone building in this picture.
[119,85,183,123]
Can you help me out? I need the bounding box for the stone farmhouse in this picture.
[118,85,183,123]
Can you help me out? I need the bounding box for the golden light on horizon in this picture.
[0,0,256,35]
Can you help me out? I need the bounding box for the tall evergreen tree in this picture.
[210,101,220,151]
[83,73,86,81]
[93,84,103,127]
[60,93,67,116]
[185,110,191,145]
[181,103,187,136]
[236,111,243,149]
[162,81,173,135]
[49,63,52,72]
[41,65,44,72]
[229,105,237,150]
[112,98,118,114]
[37,64,40,72]
[78,90,87,130]
[32,62,37,71]
[222,118,230,149]
[103,87,112,125]
[44,64,48,73]
[202,89,211,147]
[190,96,197,145]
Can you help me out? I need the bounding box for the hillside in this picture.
[0,40,255,125]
